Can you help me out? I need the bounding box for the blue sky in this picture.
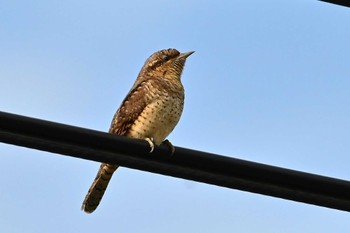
[1,1,350,232]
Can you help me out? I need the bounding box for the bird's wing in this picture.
[109,80,149,135]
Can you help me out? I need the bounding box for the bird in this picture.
[81,48,194,213]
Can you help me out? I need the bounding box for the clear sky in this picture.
[1,1,350,232]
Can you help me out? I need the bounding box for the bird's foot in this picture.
[162,139,175,155]
[145,137,155,153]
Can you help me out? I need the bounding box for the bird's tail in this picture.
[82,163,118,213]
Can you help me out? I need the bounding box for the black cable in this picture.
[1,110,350,212]
[319,0,350,7]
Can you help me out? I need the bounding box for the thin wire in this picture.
[1,110,350,212]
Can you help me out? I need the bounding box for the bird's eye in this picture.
[162,56,170,62]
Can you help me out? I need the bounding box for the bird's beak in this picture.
[179,51,195,59]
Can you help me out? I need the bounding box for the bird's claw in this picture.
[163,139,175,155]
[145,137,155,153]
[145,138,175,155]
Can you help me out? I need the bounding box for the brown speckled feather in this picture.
[81,48,193,213]
[109,81,149,136]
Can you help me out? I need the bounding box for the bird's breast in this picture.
[127,93,184,145]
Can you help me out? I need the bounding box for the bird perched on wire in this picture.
[81,48,194,213]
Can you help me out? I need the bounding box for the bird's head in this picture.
[141,48,194,81]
